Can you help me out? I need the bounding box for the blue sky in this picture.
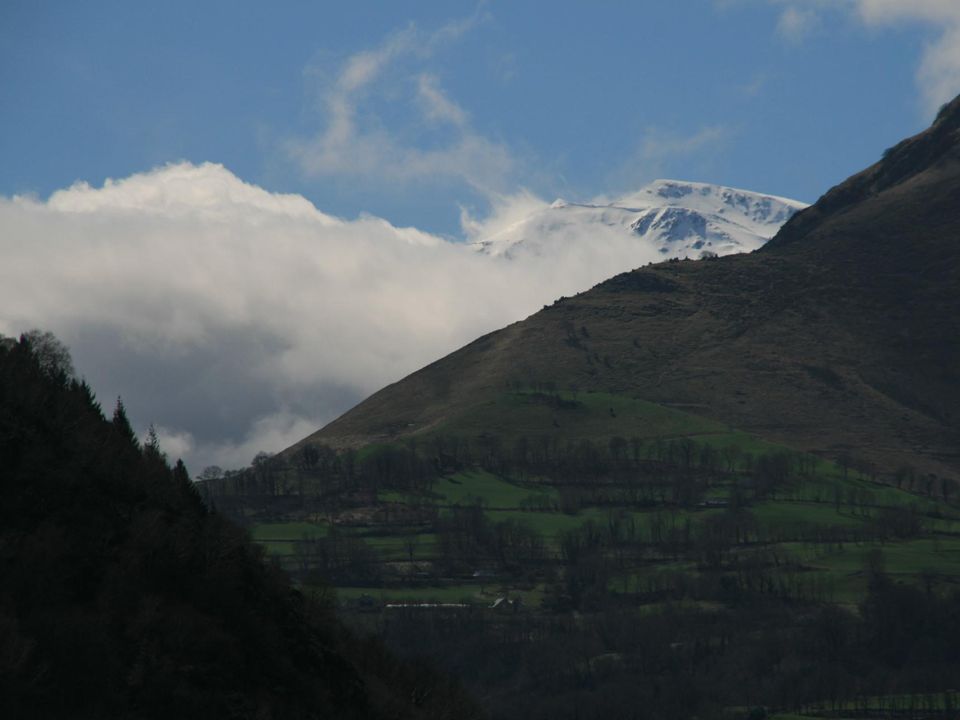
[2,1,956,236]
[2,1,960,469]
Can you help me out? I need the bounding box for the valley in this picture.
[9,7,960,720]
[203,384,960,719]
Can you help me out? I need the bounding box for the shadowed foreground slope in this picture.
[0,337,479,720]
[292,96,960,479]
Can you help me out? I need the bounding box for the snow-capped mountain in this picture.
[470,180,807,260]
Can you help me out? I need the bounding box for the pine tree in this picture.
[144,423,164,461]
[112,397,138,448]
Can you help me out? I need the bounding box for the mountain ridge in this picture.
[288,96,960,480]
[471,179,806,260]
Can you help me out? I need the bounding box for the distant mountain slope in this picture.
[290,97,960,480]
[470,179,805,260]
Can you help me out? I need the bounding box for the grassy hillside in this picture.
[216,399,960,718]
[288,95,960,481]
[226,96,960,720]
[253,419,958,607]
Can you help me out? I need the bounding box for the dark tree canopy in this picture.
[21,328,74,378]
[0,333,479,720]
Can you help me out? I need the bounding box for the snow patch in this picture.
[471,179,806,262]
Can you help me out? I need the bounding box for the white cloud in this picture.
[153,426,195,462]
[199,411,323,471]
[288,10,515,195]
[857,0,960,25]
[855,0,960,114]
[1,163,703,471]
[417,74,468,127]
[737,73,769,98]
[607,125,731,192]
[637,126,729,164]
[753,1,960,114]
[45,161,331,221]
[459,190,549,242]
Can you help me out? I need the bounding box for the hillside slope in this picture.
[291,97,960,479]
[0,335,478,720]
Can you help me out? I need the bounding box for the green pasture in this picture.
[331,582,544,606]
[811,536,960,576]
[423,388,887,489]
[250,521,329,542]
[750,501,867,529]
[430,389,726,443]
[484,507,610,537]
[252,521,328,556]
[779,535,960,602]
[355,531,440,560]
[433,469,555,508]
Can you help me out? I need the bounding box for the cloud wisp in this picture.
[775,6,820,43]
[1,162,690,471]
[603,125,732,196]
[287,10,515,196]
[856,0,960,115]
[759,1,960,114]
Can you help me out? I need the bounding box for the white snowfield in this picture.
[470,179,808,260]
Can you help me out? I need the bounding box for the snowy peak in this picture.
[615,179,802,230]
[472,179,807,261]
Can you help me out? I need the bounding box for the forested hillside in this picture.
[0,333,478,720]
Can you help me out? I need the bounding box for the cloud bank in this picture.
[1,163,689,471]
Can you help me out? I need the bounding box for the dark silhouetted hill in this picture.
[0,335,479,719]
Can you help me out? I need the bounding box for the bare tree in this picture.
[22,329,74,378]
[198,465,224,482]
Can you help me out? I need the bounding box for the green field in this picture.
[809,535,960,597]
[251,521,327,557]
[250,521,329,541]
[354,531,440,560]
[328,582,545,606]
[249,388,960,620]
[432,469,556,508]
[429,390,850,475]
[242,388,960,720]
[431,389,726,444]
[750,500,868,528]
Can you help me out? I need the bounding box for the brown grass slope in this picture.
[289,96,960,479]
